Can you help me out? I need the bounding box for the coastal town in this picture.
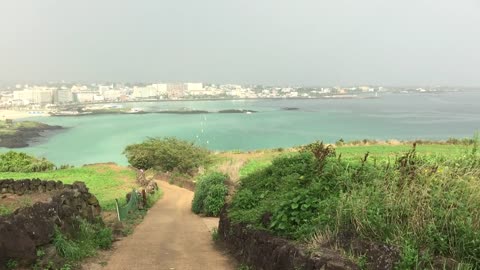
[0,82,460,110]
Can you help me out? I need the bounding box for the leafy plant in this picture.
[0,205,13,216]
[124,137,211,174]
[228,137,480,268]
[191,172,228,216]
[5,259,17,270]
[36,248,46,258]
[0,151,54,172]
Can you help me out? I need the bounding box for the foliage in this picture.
[211,228,219,242]
[53,219,112,261]
[239,159,272,178]
[0,164,137,210]
[146,189,163,208]
[124,137,211,174]
[5,259,17,270]
[121,189,163,236]
[191,172,228,217]
[0,205,14,216]
[0,151,55,172]
[229,138,480,268]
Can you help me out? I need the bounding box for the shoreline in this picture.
[0,110,49,120]
[0,121,63,148]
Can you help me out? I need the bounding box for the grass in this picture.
[228,140,480,269]
[53,219,112,262]
[239,159,272,178]
[0,205,14,216]
[211,149,284,182]
[210,144,469,183]
[211,228,219,241]
[0,120,44,135]
[336,143,469,160]
[121,189,163,235]
[0,164,137,210]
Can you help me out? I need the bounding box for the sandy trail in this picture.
[104,181,234,270]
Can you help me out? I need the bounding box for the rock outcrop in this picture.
[0,179,101,268]
[218,207,360,270]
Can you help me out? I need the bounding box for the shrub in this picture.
[0,151,55,172]
[191,172,228,217]
[124,137,211,174]
[228,139,480,268]
[53,219,113,261]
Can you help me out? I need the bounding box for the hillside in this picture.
[219,140,480,269]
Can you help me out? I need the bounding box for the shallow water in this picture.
[4,91,479,166]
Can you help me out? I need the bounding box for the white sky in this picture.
[0,0,479,86]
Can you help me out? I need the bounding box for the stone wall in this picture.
[218,207,360,270]
[1,179,66,195]
[0,179,101,268]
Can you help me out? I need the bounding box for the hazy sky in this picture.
[1,0,479,86]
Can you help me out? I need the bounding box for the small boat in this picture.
[127,108,145,114]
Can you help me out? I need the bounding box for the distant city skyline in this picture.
[1,1,479,86]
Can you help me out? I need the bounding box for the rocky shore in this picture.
[0,122,63,148]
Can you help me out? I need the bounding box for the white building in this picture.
[13,89,33,103]
[132,85,160,99]
[71,85,89,93]
[166,83,186,99]
[103,90,122,101]
[34,90,53,105]
[185,83,204,96]
[53,89,74,104]
[93,94,105,102]
[13,88,53,105]
[151,84,167,95]
[75,92,95,103]
[98,85,111,94]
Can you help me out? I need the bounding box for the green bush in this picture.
[228,140,480,268]
[192,172,228,216]
[124,137,211,174]
[0,151,54,172]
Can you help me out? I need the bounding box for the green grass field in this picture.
[235,143,470,178]
[336,143,470,158]
[0,164,138,210]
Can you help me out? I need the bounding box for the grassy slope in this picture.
[232,144,470,179]
[337,143,469,158]
[227,143,480,268]
[0,164,138,210]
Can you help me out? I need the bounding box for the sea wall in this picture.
[0,179,101,267]
[218,207,359,270]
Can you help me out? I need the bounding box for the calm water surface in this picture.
[4,91,480,165]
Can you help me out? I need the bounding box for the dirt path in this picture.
[104,181,235,270]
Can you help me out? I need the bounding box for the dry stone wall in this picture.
[0,179,101,268]
[218,206,360,270]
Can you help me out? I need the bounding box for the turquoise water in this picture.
[4,91,480,166]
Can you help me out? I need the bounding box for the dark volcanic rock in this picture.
[218,109,257,113]
[0,179,101,268]
[0,122,63,148]
[218,206,359,270]
[154,110,209,114]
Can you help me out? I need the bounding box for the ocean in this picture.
[6,91,480,165]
